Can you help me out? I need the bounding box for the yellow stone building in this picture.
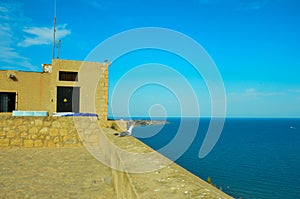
[0,59,109,120]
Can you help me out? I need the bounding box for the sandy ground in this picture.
[0,147,115,199]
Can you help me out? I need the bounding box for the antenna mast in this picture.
[52,0,57,59]
[57,40,61,59]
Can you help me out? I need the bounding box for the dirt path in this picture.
[0,147,115,199]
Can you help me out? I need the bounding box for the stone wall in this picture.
[0,116,126,148]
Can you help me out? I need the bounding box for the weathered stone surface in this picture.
[89,123,98,130]
[47,140,55,147]
[6,130,15,138]
[0,131,6,138]
[0,120,6,127]
[0,139,9,147]
[44,121,51,127]
[31,134,38,140]
[6,120,13,126]
[29,127,38,134]
[63,135,72,142]
[52,121,61,128]
[24,140,33,148]
[20,133,28,139]
[53,136,60,143]
[18,125,28,132]
[3,127,10,132]
[11,139,22,146]
[39,135,45,140]
[15,119,23,125]
[59,129,68,136]
[34,119,43,126]
[39,127,49,135]
[46,136,51,140]
[49,128,59,137]
[34,140,43,147]
[0,117,122,149]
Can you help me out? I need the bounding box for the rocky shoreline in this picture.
[132,120,169,126]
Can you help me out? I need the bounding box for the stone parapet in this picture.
[97,128,234,199]
[0,116,126,148]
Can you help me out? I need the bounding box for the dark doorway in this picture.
[56,87,80,112]
[0,92,16,112]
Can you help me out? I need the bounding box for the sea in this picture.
[130,117,300,199]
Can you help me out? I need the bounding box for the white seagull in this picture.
[114,121,135,137]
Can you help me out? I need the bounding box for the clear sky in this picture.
[0,0,299,118]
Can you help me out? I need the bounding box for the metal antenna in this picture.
[52,0,57,59]
[57,40,61,59]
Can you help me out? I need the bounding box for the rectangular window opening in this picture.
[0,92,16,112]
[59,71,78,81]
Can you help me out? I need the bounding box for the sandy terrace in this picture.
[0,147,115,199]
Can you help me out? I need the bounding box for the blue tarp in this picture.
[63,113,98,117]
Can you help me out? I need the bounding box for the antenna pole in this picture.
[57,40,61,59]
[52,0,57,59]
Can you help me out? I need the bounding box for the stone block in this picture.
[34,140,43,147]
[0,131,6,138]
[24,140,33,148]
[11,139,22,146]
[49,128,59,137]
[20,133,28,139]
[0,139,9,147]
[34,119,43,126]
[15,119,23,125]
[52,121,61,128]
[6,130,15,138]
[0,120,6,127]
[39,135,45,140]
[44,121,51,127]
[59,129,68,136]
[18,125,28,132]
[31,134,38,140]
[3,127,10,132]
[53,136,60,143]
[39,127,49,135]
[47,140,56,147]
[63,135,72,142]
[6,120,13,126]
[29,127,39,134]
[45,136,51,140]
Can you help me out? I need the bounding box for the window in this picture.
[0,92,16,112]
[59,71,78,81]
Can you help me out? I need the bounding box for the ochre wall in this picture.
[0,71,52,112]
[0,59,109,120]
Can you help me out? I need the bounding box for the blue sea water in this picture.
[132,118,300,199]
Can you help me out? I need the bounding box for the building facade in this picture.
[0,59,109,120]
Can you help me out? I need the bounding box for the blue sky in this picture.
[0,0,300,118]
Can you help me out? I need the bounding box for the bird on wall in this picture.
[114,121,135,137]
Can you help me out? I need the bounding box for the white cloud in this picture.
[0,3,36,71]
[18,24,71,47]
[0,1,71,71]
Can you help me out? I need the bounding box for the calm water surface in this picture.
[133,118,300,199]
